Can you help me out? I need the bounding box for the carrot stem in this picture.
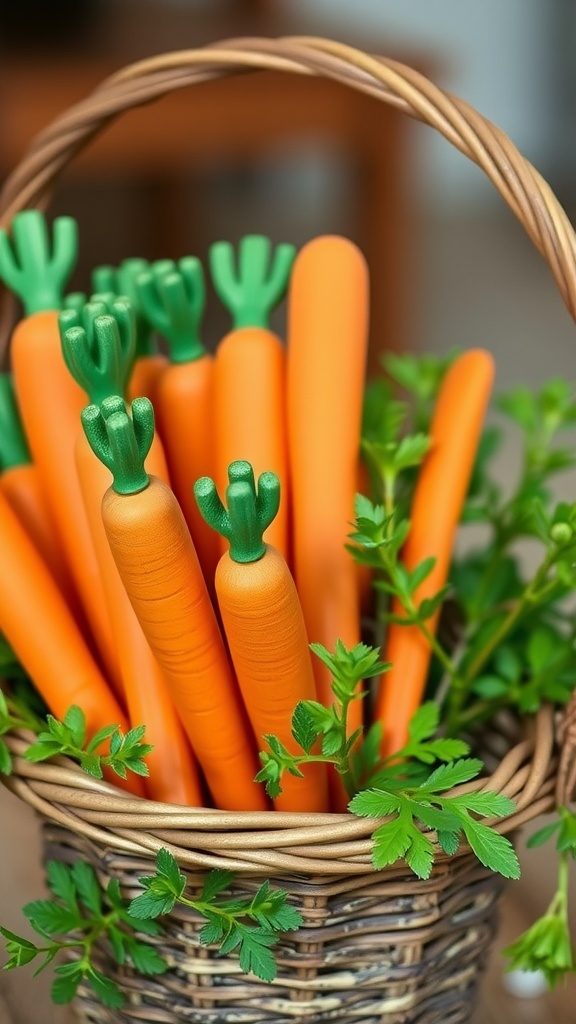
[0,211,77,315]
[137,258,206,363]
[59,305,135,406]
[210,235,295,329]
[195,460,279,563]
[82,397,152,495]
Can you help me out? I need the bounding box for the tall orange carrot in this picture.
[0,372,75,605]
[59,304,199,804]
[0,212,127,680]
[376,349,495,756]
[210,235,295,560]
[137,258,220,589]
[195,460,328,813]
[286,236,370,727]
[92,260,167,405]
[82,397,267,812]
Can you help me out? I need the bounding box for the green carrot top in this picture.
[92,258,157,358]
[0,374,30,470]
[59,299,136,405]
[194,460,280,563]
[209,235,296,330]
[0,211,78,315]
[81,396,154,495]
[136,257,206,363]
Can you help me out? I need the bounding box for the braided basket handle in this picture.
[1,35,576,796]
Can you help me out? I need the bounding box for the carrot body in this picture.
[217,544,328,812]
[155,355,220,587]
[10,310,122,689]
[127,354,167,406]
[0,486,143,795]
[0,463,76,608]
[376,349,495,756]
[101,471,267,812]
[286,237,370,725]
[76,434,201,806]
[215,328,289,558]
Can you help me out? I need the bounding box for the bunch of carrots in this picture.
[0,211,493,813]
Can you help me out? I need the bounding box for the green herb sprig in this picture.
[0,860,167,1007]
[0,688,43,775]
[129,848,303,982]
[503,807,576,986]
[23,705,153,780]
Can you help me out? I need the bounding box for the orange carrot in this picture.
[210,236,295,560]
[82,397,268,813]
[376,349,495,756]
[286,236,370,725]
[137,259,220,589]
[195,461,328,813]
[92,259,167,405]
[60,305,201,805]
[0,213,128,685]
[0,484,144,795]
[0,373,75,605]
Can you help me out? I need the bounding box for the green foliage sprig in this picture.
[128,848,303,982]
[1,859,167,1007]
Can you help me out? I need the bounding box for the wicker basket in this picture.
[2,35,576,1024]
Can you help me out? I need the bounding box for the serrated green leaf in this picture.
[235,927,278,982]
[422,738,471,762]
[63,706,86,748]
[526,820,562,849]
[126,939,168,975]
[128,891,175,919]
[372,821,413,870]
[454,791,516,818]
[108,927,126,965]
[471,675,510,699]
[437,830,460,856]
[200,870,235,903]
[421,759,484,794]
[24,740,64,762]
[349,789,402,819]
[46,862,78,910]
[23,899,80,937]
[109,730,123,757]
[78,754,104,779]
[459,818,521,879]
[156,848,186,895]
[51,972,82,1004]
[72,861,102,915]
[87,968,125,1008]
[199,914,226,946]
[405,829,435,879]
[86,724,120,755]
[320,729,342,757]
[291,702,319,755]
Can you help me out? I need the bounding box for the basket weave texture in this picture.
[2,34,576,1024]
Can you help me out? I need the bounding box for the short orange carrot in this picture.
[60,305,201,805]
[376,349,495,756]
[286,236,370,727]
[92,259,167,405]
[210,236,295,561]
[0,484,145,795]
[81,397,268,812]
[137,258,220,589]
[195,460,328,813]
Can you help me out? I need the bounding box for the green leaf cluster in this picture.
[24,705,153,780]
[129,848,302,983]
[1,859,167,1007]
[0,688,43,776]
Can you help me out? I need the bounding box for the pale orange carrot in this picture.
[376,349,495,756]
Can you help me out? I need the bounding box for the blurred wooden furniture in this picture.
[0,19,418,371]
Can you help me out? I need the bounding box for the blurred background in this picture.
[1,1,576,1021]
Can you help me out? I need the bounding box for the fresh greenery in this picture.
[24,705,153,781]
[0,858,167,1007]
[0,688,43,776]
[128,848,303,982]
[503,807,576,986]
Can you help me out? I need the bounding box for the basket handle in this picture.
[2,35,576,332]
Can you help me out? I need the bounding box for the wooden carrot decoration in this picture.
[0,373,74,604]
[60,304,200,805]
[376,349,495,756]
[137,258,220,589]
[210,235,295,560]
[0,484,144,796]
[195,460,329,813]
[286,236,370,729]
[82,397,267,812]
[92,259,167,404]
